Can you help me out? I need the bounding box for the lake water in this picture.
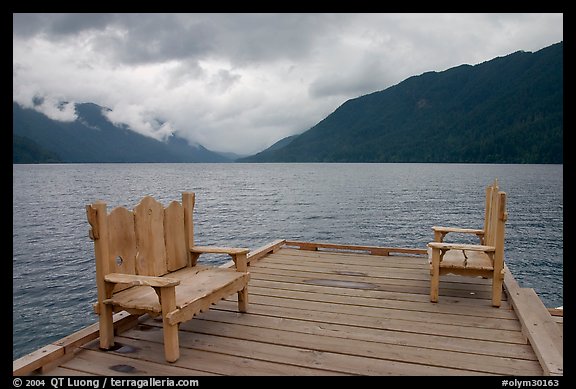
[12,163,563,360]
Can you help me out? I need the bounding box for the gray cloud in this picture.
[309,55,395,98]
[13,13,115,38]
[90,14,217,64]
[12,13,563,155]
[14,13,334,65]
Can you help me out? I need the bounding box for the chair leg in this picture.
[491,274,504,308]
[98,304,115,349]
[238,287,248,313]
[430,272,440,303]
[430,250,440,303]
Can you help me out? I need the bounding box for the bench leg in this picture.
[162,321,180,363]
[238,287,248,313]
[99,304,115,350]
[159,287,180,362]
[232,253,249,313]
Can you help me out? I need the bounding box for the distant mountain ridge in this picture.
[13,134,62,163]
[13,102,230,163]
[240,41,563,163]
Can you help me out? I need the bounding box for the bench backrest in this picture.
[86,192,196,293]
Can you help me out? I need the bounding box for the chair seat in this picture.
[428,247,494,271]
[104,267,248,313]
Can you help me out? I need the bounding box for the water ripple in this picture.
[13,163,563,360]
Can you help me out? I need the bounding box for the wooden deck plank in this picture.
[192,308,537,360]
[213,299,528,344]
[248,252,512,314]
[249,277,511,311]
[257,255,500,288]
[124,321,496,376]
[40,367,97,376]
[243,269,512,308]
[83,335,349,376]
[248,264,501,293]
[248,269,503,302]
[269,253,505,287]
[245,274,492,302]
[57,346,217,376]
[247,282,517,320]
[235,287,519,330]
[256,257,488,283]
[246,292,513,328]
[271,248,429,267]
[248,266,494,293]
[143,317,541,375]
[268,255,427,272]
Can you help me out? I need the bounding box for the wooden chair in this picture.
[428,179,508,307]
[86,192,250,362]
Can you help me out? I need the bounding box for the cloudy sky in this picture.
[13,13,563,155]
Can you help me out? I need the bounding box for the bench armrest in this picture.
[190,246,250,255]
[428,242,495,252]
[191,246,249,272]
[104,273,181,288]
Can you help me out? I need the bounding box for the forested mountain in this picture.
[13,102,230,163]
[13,134,62,163]
[240,42,562,163]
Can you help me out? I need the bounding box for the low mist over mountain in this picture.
[13,102,230,163]
[240,42,562,163]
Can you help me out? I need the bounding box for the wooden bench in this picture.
[428,179,507,307]
[86,192,250,362]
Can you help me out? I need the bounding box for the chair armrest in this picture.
[190,246,250,255]
[428,242,495,252]
[432,226,485,243]
[432,226,484,235]
[104,273,181,288]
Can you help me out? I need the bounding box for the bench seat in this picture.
[104,267,249,315]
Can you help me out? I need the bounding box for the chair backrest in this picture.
[483,179,499,246]
[492,190,507,270]
[86,192,196,293]
[483,181,507,272]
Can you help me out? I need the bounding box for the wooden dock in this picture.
[14,240,563,376]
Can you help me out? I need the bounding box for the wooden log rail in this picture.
[13,311,139,376]
[220,239,286,269]
[284,240,428,256]
[503,264,563,376]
